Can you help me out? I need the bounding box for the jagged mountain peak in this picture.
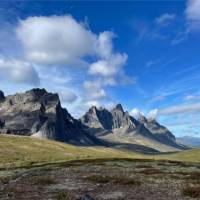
[26,88,47,95]
[113,103,124,112]
[81,103,185,151]
[88,106,98,114]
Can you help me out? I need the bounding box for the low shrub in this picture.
[182,184,200,198]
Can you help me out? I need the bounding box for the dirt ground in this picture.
[0,159,200,200]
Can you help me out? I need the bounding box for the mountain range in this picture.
[81,104,186,152]
[0,88,188,152]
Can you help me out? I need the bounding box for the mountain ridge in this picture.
[81,104,187,151]
[0,88,188,152]
[0,88,102,146]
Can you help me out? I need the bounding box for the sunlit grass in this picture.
[0,134,199,169]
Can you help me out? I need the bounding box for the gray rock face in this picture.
[81,104,185,149]
[111,104,138,131]
[81,104,154,138]
[80,106,113,136]
[138,116,179,147]
[0,88,100,145]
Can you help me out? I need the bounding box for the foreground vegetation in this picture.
[1,158,200,199]
[1,135,200,199]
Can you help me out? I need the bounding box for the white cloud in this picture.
[95,31,114,59]
[3,14,131,117]
[84,100,101,109]
[59,90,77,103]
[130,108,143,119]
[159,103,200,115]
[89,53,127,77]
[186,0,200,31]
[16,15,128,73]
[104,102,116,110]
[147,109,158,120]
[155,13,176,26]
[83,80,107,100]
[16,15,96,65]
[0,59,39,85]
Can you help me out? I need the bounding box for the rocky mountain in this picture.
[80,106,113,136]
[81,104,151,137]
[81,104,186,151]
[0,88,188,152]
[0,89,101,145]
[138,115,181,149]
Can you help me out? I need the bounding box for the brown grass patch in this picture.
[0,176,10,184]
[137,168,164,175]
[186,172,200,180]
[56,191,75,200]
[182,184,200,198]
[135,164,154,169]
[30,175,56,185]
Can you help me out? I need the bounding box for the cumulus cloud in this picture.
[89,53,127,77]
[155,13,176,26]
[95,31,114,59]
[59,90,77,103]
[11,14,131,115]
[147,109,158,120]
[84,100,101,109]
[104,102,116,110]
[16,15,128,74]
[130,108,143,119]
[16,15,96,65]
[0,59,39,85]
[83,80,107,100]
[89,30,128,86]
[185,0,200,31]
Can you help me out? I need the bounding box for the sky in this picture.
[0,0,200,137]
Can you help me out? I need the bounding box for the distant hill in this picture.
[177,136,200,147]
[81,105,187,152]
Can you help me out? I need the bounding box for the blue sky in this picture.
[0,0,200,137]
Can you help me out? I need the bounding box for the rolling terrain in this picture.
[0,134,199,170]
[0,135,200,200]
[0,134,142,169]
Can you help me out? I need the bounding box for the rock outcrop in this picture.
[0,88,100,145]
[138,115,179,147]
[81,104,155,138]
[81,104,185,150]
